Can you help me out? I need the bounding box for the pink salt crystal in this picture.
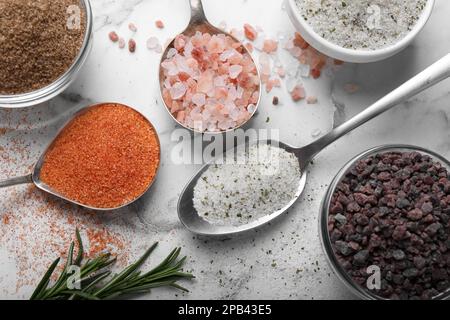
[128,23,137,32]
[207,35,226,54]
[197,72,214,93]
[229,65,243,79]
[109,31,119,42]
[174,35,186,51]
[170,82,187,100]
[118,37,125,49]
[176,111,186,122]
[291,85,306,102]
[192,93,206,107]
[161,31,259,132]
[266,78,281,93]
[155,20,165,29]
[244,24,257,41]
[307,96,318,104]
[263,39,278,54]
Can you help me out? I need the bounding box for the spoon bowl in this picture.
[159,0,262,134]
[178,53,450,236]
[178,139,308,236]
[0,103,161,211]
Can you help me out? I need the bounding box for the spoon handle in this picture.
[302,53,450,162]
[0,174,32,188]
[190,0,207,24]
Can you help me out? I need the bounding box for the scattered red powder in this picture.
[40,103,160,209]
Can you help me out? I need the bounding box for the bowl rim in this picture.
[0,0,94,109]
[319,144,450,300]
[286,0,435,63]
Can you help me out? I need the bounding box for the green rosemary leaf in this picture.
[30,257,60,300]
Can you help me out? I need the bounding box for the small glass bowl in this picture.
[0,0,93,109]
[319,144,450,300]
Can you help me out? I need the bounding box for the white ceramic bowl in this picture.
[286,0,435,63]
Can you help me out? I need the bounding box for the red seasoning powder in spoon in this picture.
[40,103,160,209]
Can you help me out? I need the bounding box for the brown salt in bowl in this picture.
[0,0,93,108]
[320,144,450,300]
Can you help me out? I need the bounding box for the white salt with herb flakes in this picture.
[296,0,428,50]
[193,144,302,226]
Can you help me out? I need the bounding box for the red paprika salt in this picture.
[40,103,160,209]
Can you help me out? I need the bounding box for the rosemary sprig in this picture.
[30,229,194,300]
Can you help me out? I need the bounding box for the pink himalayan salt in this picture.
[118,37,125,49]
[109,31,119,42]
[155,20,165,29]
[161,31,260,132]
[291,85,305,102]
[266,78,281,93]
[244,24,257,41]
[263,39,278,54]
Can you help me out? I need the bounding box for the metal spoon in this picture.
[178,53,450,236]
[158,0,262,134]
[0,103,161,211]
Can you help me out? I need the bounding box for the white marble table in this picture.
[1,0,450,300]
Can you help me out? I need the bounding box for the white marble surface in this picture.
[1,0,450,300]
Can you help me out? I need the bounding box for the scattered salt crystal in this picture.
[307,96,318,104]
[243,24,258,41]
[118,38,125,49]
[128,39,136,53]
[109,31,119,42]
[146,37,159,50]
[155,44,163,54]
[253,33,266,51]
[263,39,278,54]
[291,85,305,102]
[128,23,137,32]
[155,20,165,29]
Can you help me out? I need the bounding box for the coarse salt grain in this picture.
[295,0,427,50]
[161,31,260,133]
[128,23,137,32]
[155,20,165,29]
[193,144,302,226]
[244,23,258,41]
[109,31,119,42]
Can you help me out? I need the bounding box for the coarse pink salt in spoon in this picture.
[159,0,261,134]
